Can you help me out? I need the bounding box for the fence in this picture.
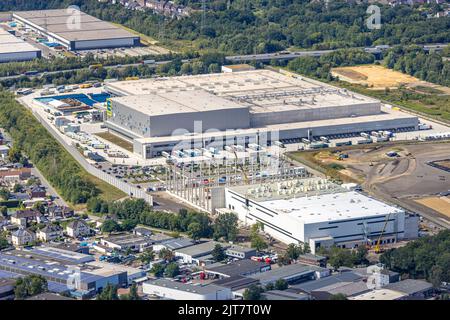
[30,108,153,205]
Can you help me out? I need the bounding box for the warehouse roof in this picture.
[212,275,258,289]
[28,246,94,264]
[145,278,227,295]
[262,289,310,300]
[205,260,270,277]
[383,279,433,295]
[250,263,324,283]
[105,70,379,113]
[0,29,40,54]
[175,241,229,258]
[110,90,248,116]
[292,271,363,293]
[158,238,195,250]
[258,191,403,223]
[13,9,138,42]
[349,289,406,300]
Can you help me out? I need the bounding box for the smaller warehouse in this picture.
[143,279,232,300]
[0,28,41,63]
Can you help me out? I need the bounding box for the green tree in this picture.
[0,234,9,250]
[140,249,155,265]
[213,212,238,241]
[101,219,121,234]
[329,293,348,300]
[0,188,10,201]
[14,275,47,300]
[211,244,226,262]
[13,183,23,193]
[0,206,7,217]
[274,279,288,290]
[187,222,203,241]
[158,248,174,262]
[243,284,265,300]
[164,262,180,278]
[250,223,268,251]
[121,283,140,300]
[151,263,165,277]
[97,283,119,300]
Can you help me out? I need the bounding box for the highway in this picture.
[0,60,171,82]
[225,43,448,63]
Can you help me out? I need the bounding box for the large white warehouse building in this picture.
[104,69,419,158]
[12,9,140,50]
[0,28,41,63]
[223,178,419,253]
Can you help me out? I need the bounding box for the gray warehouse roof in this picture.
[291,271,363,293]
[206,260,270,277]
[13,9,138,42]
[145,278,227,295]
[175,241,230,258]
[383,279,433,295]
[110,90,248,116]
[0,29,40,54]
[250,263,325,284]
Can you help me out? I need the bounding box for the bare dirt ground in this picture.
[331,65,450,94]
[415,196,450,217]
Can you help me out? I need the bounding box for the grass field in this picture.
[415,196,450,217]
[331,65,419,89]
[84,174,127,202]
[95,131,134,152]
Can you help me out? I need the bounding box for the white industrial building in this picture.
[104,69,419,158]
[0,29,41,63]
[12,9,140,51]
[143,279,232,300]
[222,178,419,253]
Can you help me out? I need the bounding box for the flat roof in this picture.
[349,289,406,300]
[0,29,40,54]
[106,70,379,114]
[258,191,403,224]
[102,233,149,246]
[110,90,247,116]
[206,260,269,277]
[159,238,195,250]
[13,9,138,42]
[250,263,324,282]
[145,278,227,295]
[175,241,229,257]
[29,246,94,264]
[384,279,433,295]
[292,272,363,293]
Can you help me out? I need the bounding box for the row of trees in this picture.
[243,279,289,300]
[0,91,100,204]
[287,48,376,80]
[1,0,448,55]
[380,230,450,287]
[1,53,226,89]
[88,197,241,242]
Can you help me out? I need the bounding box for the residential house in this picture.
[36,224,63,242]
[10,209,43,227]
[11,228,35,246]
[47,206,74,220]
[66,219,91,238]
[28,186,46,198]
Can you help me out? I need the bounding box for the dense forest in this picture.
[0,91,99,204]
[383,46,450,87]
[380,230,450,287]
[1,0,449,54]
